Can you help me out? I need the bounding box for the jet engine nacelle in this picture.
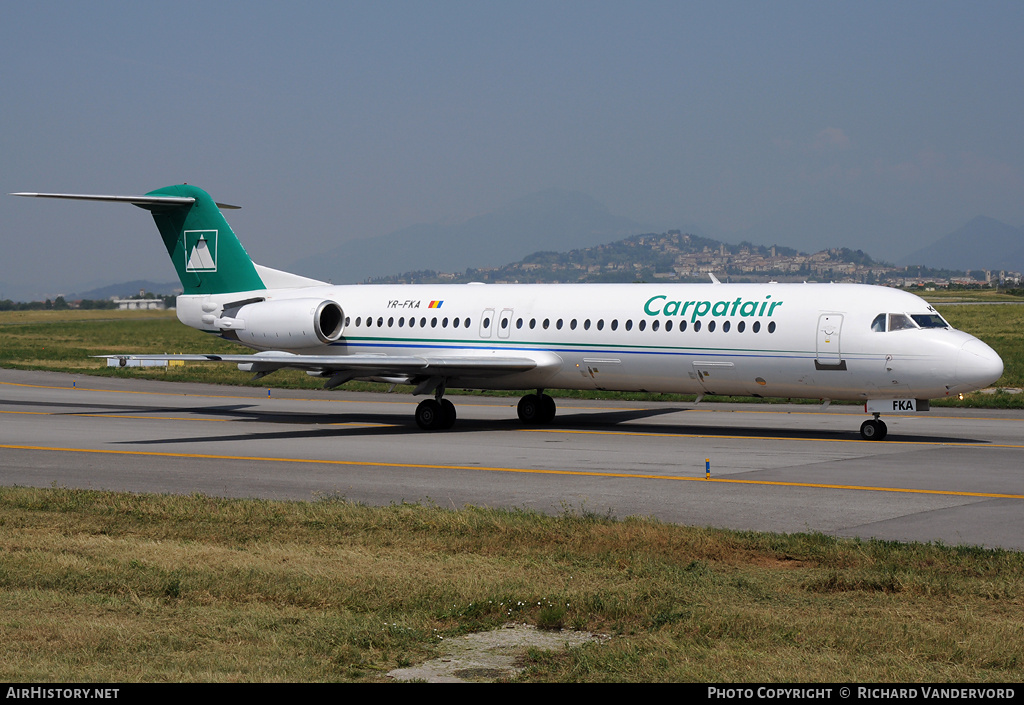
[230,298,345,346]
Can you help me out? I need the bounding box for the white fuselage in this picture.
[177,281,1003,402]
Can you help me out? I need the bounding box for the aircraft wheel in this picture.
[416,399,445,431]
[538,394,556,424]
[517,394,542,424]
[518,394,557,425]
[440,398,457,429]
[860,419,887,441]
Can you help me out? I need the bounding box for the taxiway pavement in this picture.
[2,368,1022,550]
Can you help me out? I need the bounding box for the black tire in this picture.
[517,394,541,424]
[875,419,888,440]
[440,399,457,429]
[860,419,887,441]
[416,399,444,430]
[538,394,557,424]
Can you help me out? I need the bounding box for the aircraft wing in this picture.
[95,351,555,390]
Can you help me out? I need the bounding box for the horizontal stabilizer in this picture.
[10,192,240,210]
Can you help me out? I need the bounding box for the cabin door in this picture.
[815,314,844,368]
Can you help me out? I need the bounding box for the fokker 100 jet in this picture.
[12,185,1004,440]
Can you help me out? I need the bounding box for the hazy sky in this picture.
[3,1,1023,299]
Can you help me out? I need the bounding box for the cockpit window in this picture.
[888,313,916,331]
[911,314,949,329]
[873,313,934,332]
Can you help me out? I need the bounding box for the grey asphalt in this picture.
[2,368,1022,550]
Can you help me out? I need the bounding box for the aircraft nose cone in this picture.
[956,338,1003,390]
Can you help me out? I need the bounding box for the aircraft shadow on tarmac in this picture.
[100,401,985,446]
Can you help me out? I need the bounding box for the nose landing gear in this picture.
[860,413,888,441]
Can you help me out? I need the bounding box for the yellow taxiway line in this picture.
[524,427,1024,449]
[2,443,1024,501]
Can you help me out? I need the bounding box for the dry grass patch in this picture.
[2,487,1023,681]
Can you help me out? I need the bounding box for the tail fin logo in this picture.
[184,230,218,272]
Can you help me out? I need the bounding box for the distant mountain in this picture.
[289,189,654,283]
[69,280,181,300]
[898,216,1024,273]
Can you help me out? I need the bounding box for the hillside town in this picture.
[369,231,1024,288]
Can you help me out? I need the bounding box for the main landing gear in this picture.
[517,391,557,425]
[415,395,456,431]
[414,388,558,430]
[860,413,888,441]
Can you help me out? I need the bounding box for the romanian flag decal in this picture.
[428,300,443,308]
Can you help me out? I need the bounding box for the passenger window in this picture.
[708,321,716,332]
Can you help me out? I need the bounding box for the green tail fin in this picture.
[140,184,266,295]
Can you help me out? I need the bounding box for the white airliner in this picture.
[13,185,1004,439]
